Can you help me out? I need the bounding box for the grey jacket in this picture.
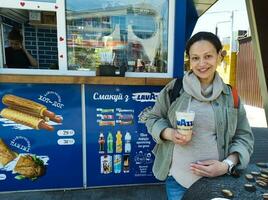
[146,79,254,181]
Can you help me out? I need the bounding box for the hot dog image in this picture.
[1,108,54,131]
[0,94,62,131]
[2,94,62,123]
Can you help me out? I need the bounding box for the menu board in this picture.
[0,84,83,192]
[85,85,163,187]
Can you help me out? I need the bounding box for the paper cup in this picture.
[175,111,195,141]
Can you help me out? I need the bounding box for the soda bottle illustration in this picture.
[101,155,112,174]
[98,132,105,153]
[107,132,113,153]
[114,154,122,174]
[123,154,130,173]
[124,132,131,153]
[116,130,122,153]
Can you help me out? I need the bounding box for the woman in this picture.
[5,27,38,68]
[146,32,254,200]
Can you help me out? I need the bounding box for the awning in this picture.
[194,0,218,16]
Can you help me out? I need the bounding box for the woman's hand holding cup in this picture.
[161,128,191,145]
[173,129,191,145]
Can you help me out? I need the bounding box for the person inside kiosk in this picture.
[5,27,38,69]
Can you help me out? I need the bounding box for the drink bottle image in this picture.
[107,132,113,153]
[98,132,105,153]
[124,132,131,153]
[116,130,122,153]
[114,154,122,174]
[101,155,112,174]
[123,154,130,173]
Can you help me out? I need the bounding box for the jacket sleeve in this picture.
[145,81,174,144]
[228,102,254,169]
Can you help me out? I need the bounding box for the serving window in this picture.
[0,0,174,77]
[0,0,68,76]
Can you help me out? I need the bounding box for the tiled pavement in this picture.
[0,184,167,200]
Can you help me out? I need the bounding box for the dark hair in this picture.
[8,27,23,43]
[185,31,222,56]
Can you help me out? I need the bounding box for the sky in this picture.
[193,0,249,41]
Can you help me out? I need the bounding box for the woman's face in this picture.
[189,40,221,85]
[9,40,22,50]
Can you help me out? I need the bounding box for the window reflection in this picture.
[66,0,168,74]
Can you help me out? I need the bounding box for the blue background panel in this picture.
[0,84,83,192]
[85,85,163,187]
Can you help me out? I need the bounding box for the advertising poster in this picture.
[86,85,163,187]
[0,84,83,192]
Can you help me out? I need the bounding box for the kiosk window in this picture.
[66,0,169,74]
[0,0,67,76]
[0,0,171,77]
[0,8,58,69]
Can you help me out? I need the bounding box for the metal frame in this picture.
[245,0,268,124]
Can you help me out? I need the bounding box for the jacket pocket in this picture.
[151,142,172,180]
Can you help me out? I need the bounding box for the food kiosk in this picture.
[0,0,202,192]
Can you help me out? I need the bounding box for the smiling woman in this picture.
[146,31,254,200]
[185,32,223,86]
